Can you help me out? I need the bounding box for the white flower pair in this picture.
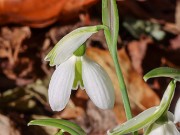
[45,26,115,111]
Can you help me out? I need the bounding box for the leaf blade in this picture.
[28,119,86,135]
[143,67,180,82]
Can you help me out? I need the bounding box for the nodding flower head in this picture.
[45,26,115,111]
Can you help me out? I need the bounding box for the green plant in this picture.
[28,1,180,134]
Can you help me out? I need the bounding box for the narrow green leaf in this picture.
[108,80,176,135]
[159,80,176,110]
[143,67,180,82]
[28,119,86,135]
[45,119,84,132]
[108,106,159,135]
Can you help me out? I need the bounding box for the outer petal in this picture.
[167,111,175,122]
[45,26,99,66]
[149,121,179,135]
[144,111,175,135]
[174,98,180,123]
[82,56,115,109]
[48,56,76,111]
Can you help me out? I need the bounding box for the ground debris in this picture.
[0,114,20,135]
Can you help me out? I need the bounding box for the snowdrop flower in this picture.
[148,121,179,135]
[45,26,115,111]
[108,80,178,135]
[175,97,180,123]
[108,67,180,135]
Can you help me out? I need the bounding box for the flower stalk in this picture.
[102,0,137,134]
[111,49,133,120]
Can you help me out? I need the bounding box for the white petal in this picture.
[148,123,165,135]
[48,56,76,111]
[82,56,115,109]
[174,98,180,123]
[45,26,99,66]
[167,111,175,122]
[149,121,180,135]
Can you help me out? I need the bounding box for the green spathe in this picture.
[28,118,86,135]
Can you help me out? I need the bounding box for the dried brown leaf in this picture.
[0,114,20,135]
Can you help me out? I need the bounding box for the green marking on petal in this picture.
[73,57,84,90]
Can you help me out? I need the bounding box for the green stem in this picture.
[101,0,138,134]
[111,49,133,120]
[111,49,138,135]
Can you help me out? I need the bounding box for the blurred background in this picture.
[0,0,179,135]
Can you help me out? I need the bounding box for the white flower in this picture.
[48,55,115,111]
[46,25,115,111]
[175,98,180,123]
[147,112,180,135]
[107,80,179,135]
[148,121,179,135]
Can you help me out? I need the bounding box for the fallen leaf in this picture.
[0,114,20,135]
[0,0,98,27]
[127,37,153,75]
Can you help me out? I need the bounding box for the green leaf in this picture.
[143,67,180,82]
[102,0,119,49]
[159,80,176,109]
[28,119,86,135]
[108,80,176,135]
